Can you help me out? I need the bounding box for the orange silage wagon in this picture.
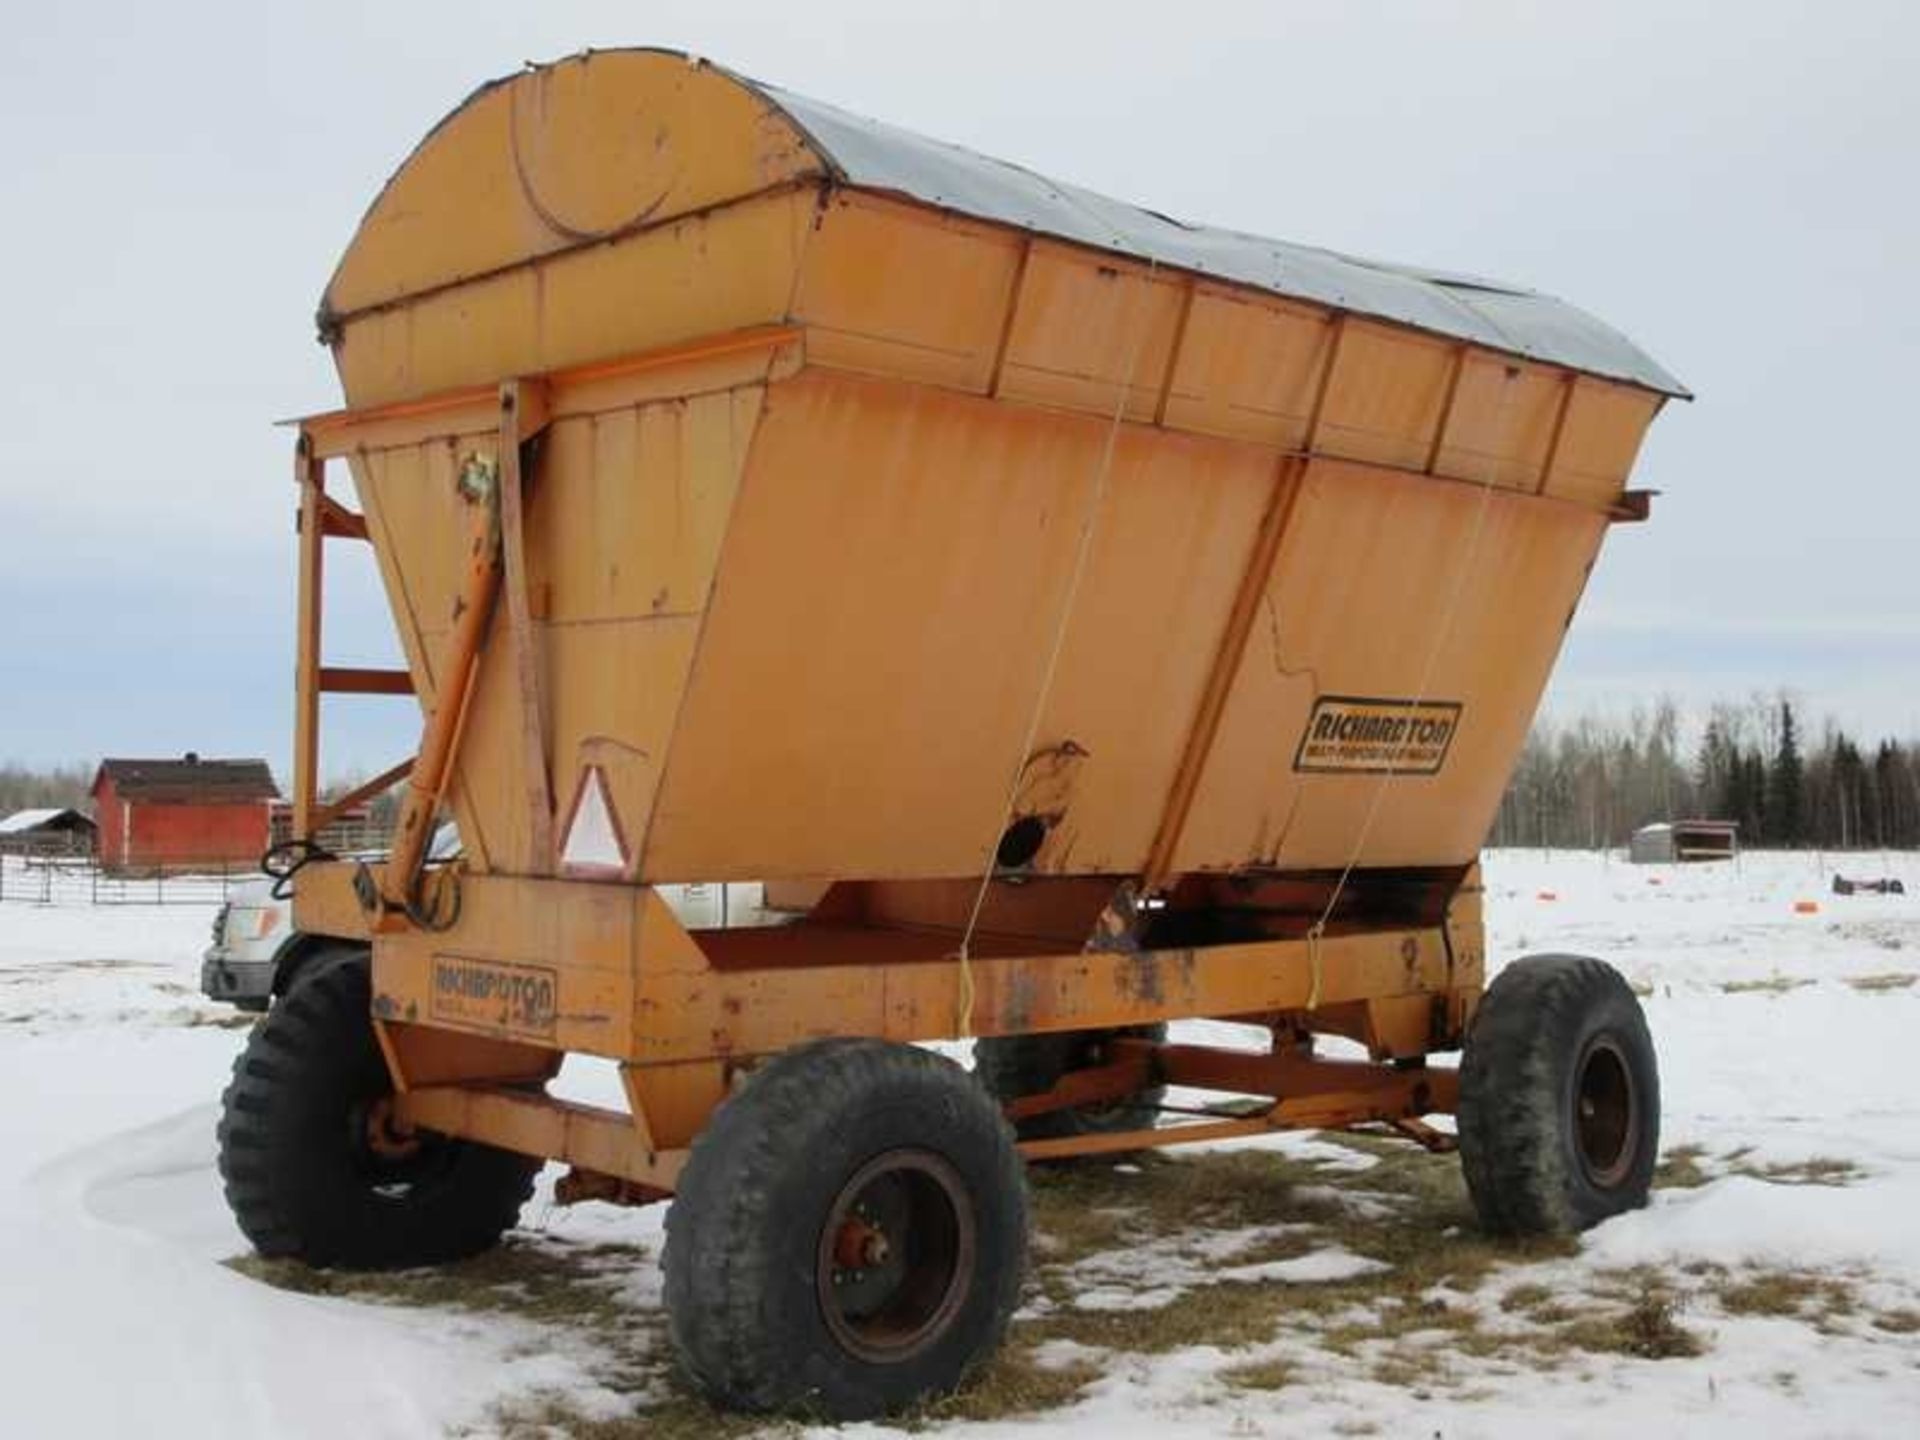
[219,50,1686,1418]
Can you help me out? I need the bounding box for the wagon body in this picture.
[306,50,1677,899]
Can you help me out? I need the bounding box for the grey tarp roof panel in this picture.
[334,50,1686,398]
[742,74,1689,398]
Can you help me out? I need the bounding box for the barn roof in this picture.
[94,757,280,805]
[0,807,94,835]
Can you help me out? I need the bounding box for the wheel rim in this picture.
[816,1149,975,1364]
[1573,1036,1637,1188]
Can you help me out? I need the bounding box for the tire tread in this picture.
[1458,953,1659,1236]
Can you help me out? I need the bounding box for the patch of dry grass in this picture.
[488,1389,777,1440]
[1648,1144,1865,1191]
[1498,1280,1577,1325]
[906,1345,1103,1426]
[1616,1283,1708,1358]
[1744,1156,1867,1188]
[1714,1268,1859,1322]
[229,1238,653,1330]
[1556,1272,1705,1360]
[1008,1137,1588,1402]
[1500,1281,1555,1313]
[1218,1355,1296,1391]
[1655,1144,1713,1189]
[159,1007,259,1029]
[1720,976,1815,996]
[1846,972,1918,993]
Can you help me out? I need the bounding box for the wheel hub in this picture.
[1574,1036,1637,1188]
[833,1213,893,1270]
[348,1092,460,1200]
[816,1149,975,1364]
[362,1095,422,1160]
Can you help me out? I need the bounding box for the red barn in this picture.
[91,755,279,872]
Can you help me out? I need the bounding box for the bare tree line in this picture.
[1492,695,1920,851]
[10,695,1920,856]
[0,763,95,817]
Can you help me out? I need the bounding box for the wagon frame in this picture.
[281,345,1497,1197]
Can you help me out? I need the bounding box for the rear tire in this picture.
[1457,954,1660,1236]
[663,1039,1027,1419]
[216,946,542,1268]
[973,1024,1167,1142]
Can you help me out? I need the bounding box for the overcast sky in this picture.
[2,1,1915,776]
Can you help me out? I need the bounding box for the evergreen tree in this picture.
[1696,718,1732,819]
[1876,742,1909,848]
[1741,747,1769,842]
[1831,734,1865,848]
[1767,699,1805,846]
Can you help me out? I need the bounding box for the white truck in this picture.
[202,826,764,1009]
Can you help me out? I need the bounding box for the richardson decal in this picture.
[1294,696,1463,776]
[430,956,558,1038]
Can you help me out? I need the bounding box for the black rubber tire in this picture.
[216,947,542,1268]
[663,1038,1028,1420]
[973,1024,1167,1141]
[1458,954,1660,1236]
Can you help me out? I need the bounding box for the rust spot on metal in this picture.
[1119,950,1165,1006]
[1000,968,1037,1036]
[1087,883,1142,955]
[554,1167,672,1207]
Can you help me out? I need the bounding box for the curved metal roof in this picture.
[740,72,1688,398]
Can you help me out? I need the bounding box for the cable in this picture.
[953,259,1163,1035]
[1300,366,1524,1001]
[260,837,336,901]
[403,861,465,933]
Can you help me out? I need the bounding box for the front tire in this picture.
[1457,954,1660,1236]
[216,947,542,1268]
[663,1039,1028,1419]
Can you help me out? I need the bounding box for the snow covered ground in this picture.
[1,850,1916,1437]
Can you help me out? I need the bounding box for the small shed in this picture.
[91,755,280,871]
[1629,820,1739,864]
[0,807,97,857]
